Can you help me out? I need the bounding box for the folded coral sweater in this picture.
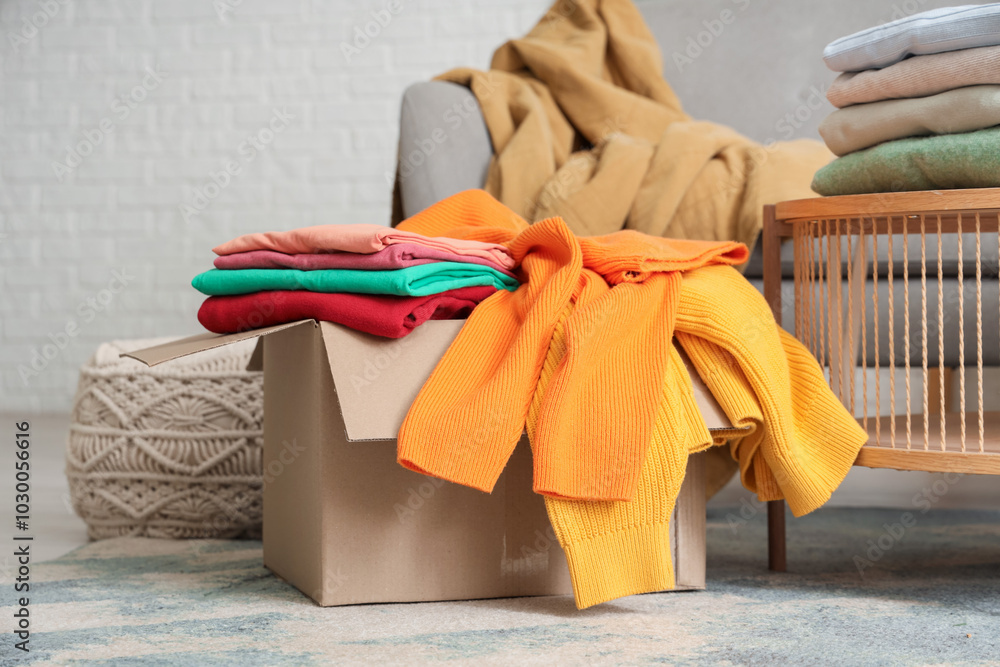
[198,286,497,338]
[191,263,520,297]
[395,190,747,502]
[213,222,515,269]
[213,243,515,276]
[812,126,1000,196]
[819,85,1000,156]
[827,44,1000,108]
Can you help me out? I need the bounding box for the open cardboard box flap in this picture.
[124,319,735,441]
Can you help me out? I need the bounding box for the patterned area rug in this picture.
[7,507,999,665]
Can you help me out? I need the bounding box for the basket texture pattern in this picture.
[67,338,263,539]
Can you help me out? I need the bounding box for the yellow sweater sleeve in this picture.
[675,264,869,516]
[530,308,712,609]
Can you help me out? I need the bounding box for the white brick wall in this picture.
[0,0,550,412]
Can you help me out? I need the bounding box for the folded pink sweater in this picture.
[213,243,516,277]
[212,223,515,269]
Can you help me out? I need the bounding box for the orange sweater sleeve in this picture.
[530,271,681,500]
[396,216,583,492]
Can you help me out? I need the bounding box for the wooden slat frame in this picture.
[763,194,1000,573]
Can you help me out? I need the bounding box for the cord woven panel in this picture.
[66,338,263,539]
[790,209,1000,463]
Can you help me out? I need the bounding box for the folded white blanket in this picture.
[824,3,1000,72]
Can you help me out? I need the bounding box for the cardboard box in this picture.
[127,319,730,606]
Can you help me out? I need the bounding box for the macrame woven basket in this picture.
[67,337,263,539]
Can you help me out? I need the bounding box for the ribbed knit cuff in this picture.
[561,523,674,610]
[396,438,510,494]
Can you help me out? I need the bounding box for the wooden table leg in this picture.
[768,499,787,572]
[762,205,789,573]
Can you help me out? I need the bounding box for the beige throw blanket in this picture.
[394,0,831,253]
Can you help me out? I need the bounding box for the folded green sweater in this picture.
[192,262,520,297]
[811,126,1000,196]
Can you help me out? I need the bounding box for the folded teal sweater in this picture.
[192,262,520,297]
[812,126,1000,196]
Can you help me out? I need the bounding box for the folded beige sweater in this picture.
[819,85,1000,156]
[827,44,1000,108]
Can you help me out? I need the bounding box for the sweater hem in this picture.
[561,522,674,609]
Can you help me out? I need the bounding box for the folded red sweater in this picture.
[198,286,498,338]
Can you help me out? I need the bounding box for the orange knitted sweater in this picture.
[395,190,748,501]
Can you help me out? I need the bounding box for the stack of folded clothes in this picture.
[193,224,520,338]
[813,3,1000,196]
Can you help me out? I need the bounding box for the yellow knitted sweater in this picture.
[541,264,868,609]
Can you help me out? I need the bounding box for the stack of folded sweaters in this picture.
[813,3,1000,196]
[193,224,520,338]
